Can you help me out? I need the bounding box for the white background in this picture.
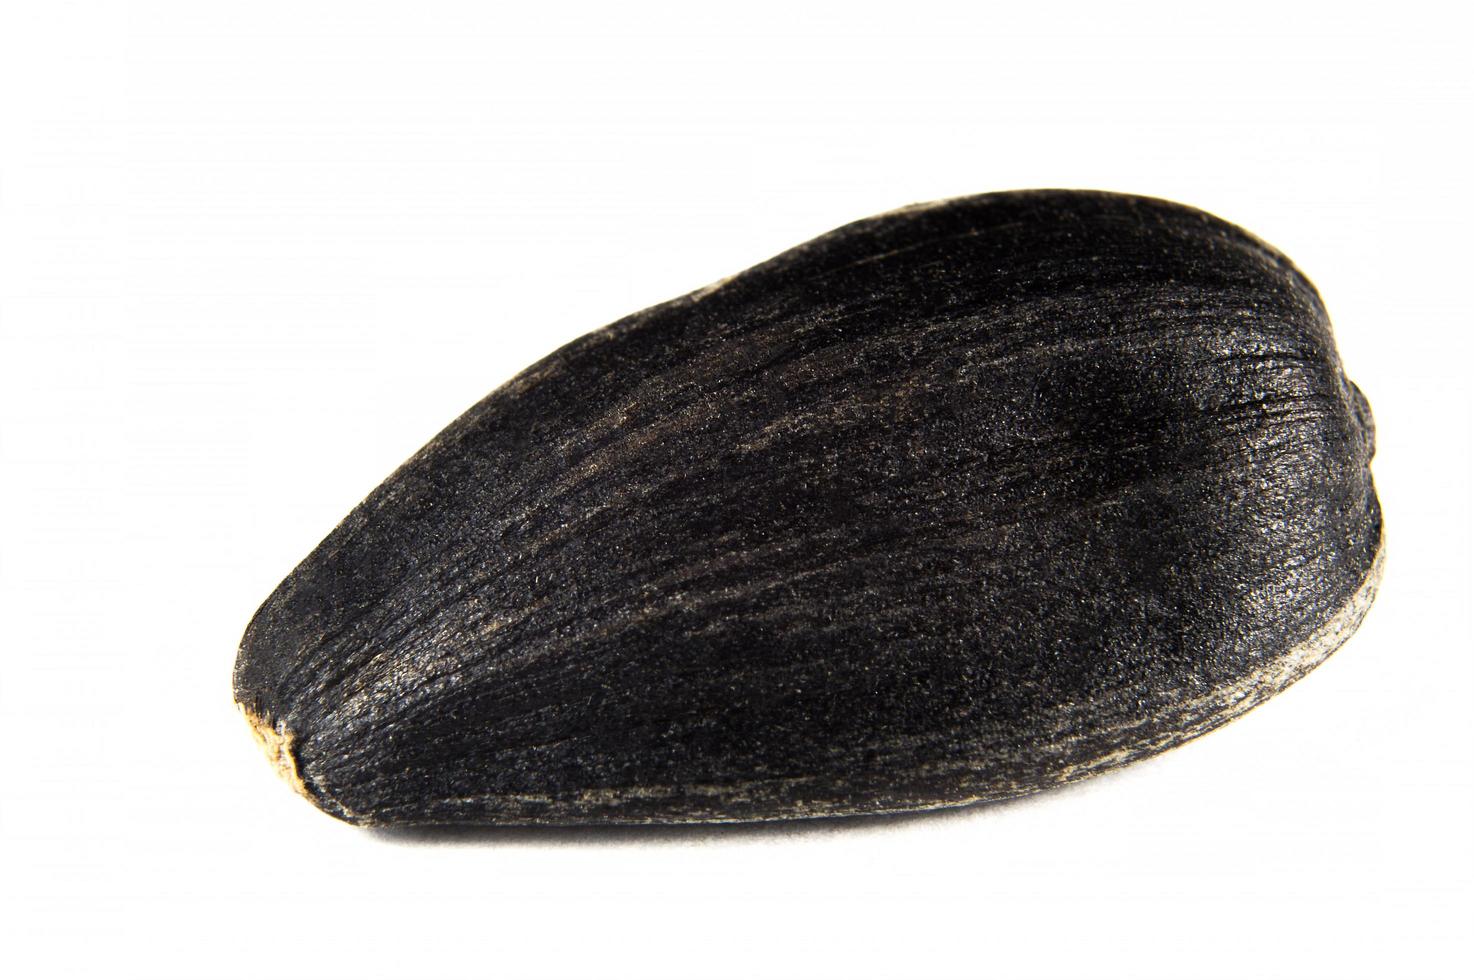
[2,3,1470,978]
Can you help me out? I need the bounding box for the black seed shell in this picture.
[234,189,1382,826]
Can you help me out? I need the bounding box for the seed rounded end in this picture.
[239,703,310,801]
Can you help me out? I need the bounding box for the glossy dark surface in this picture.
[235,190,1381,825]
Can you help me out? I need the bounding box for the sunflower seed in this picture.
[235,189,1382,826]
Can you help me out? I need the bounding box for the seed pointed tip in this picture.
[239,702,310,801]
